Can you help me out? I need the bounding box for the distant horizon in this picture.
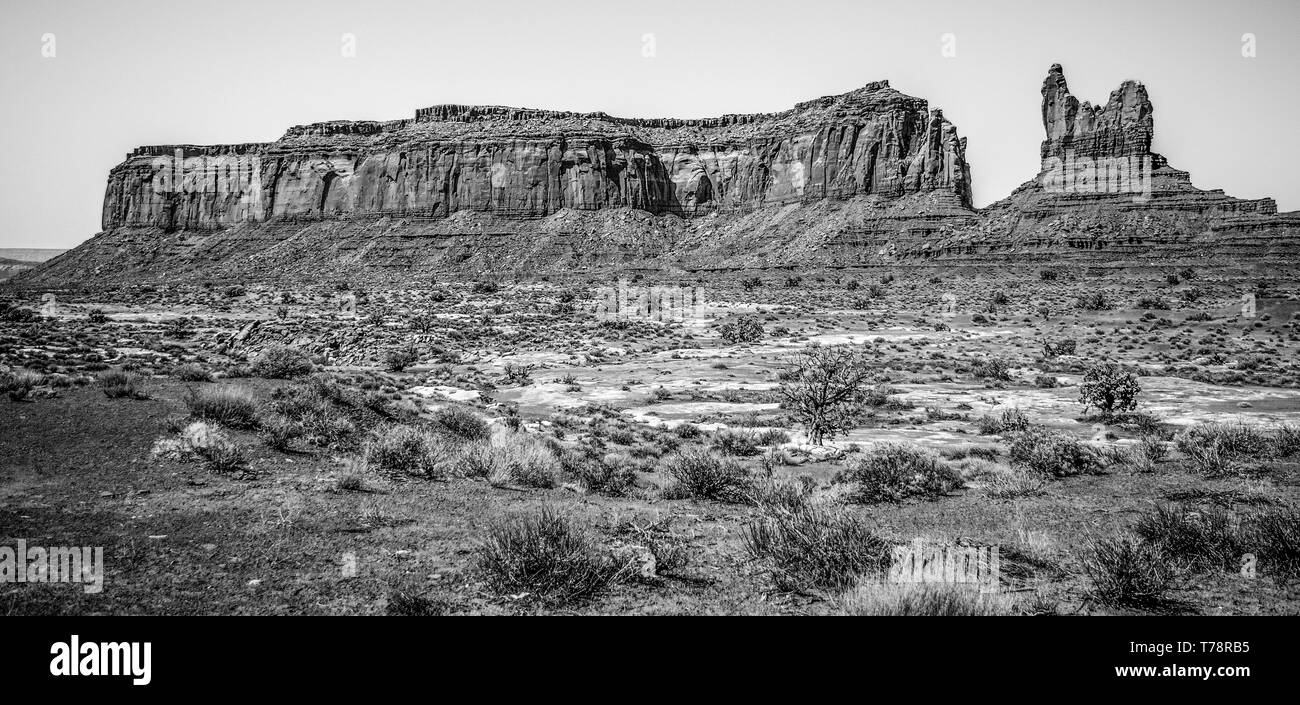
[3,0,1297,249]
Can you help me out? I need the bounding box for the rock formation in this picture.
[17,64,1299,286]
[101,81,972,232]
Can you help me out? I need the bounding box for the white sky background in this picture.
[1,0,1296,249]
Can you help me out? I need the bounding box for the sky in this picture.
[1,0,1297,249]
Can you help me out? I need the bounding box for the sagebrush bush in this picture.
[364,424,453,479]
[835,443,962,503]
[431,406,490,441]
[571,453,637,497]
[713,429,762,457]
[1173,423,1294,473]
[1007,427,1100,477]
[476,507,627,604]
[150,421,248,475]
[969,357,1011,381]
[1080,535,1174,607]
[186,385,259,429]
[743,504,890,592]
[250,345,314,379]
[982,466,1048,499]
[1244,506,1300,580]
[662,448,752,502]
[257,413,302,450]
[717,315,764,344]
[977,408,1030,435]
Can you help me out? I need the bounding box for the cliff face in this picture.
[101,81,972,232]
[20,64,1299,287]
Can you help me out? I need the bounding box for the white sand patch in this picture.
[407,385,481,402]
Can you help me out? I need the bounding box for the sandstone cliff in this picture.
[18,64,1300,287]
[101,81,972,232]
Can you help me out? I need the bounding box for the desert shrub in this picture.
[471,280,499,295]
[87,308,109,324]
[1076,292,1111,311]
[337,472,365,492]
[1173,422,1283,473]
[257,414,301,450]
[98,370,146,399]
[717,315,764,344]
[1078,363,1141,418]
[1080,535,1175,607]
[755,428,791,446]
[460,433,558,488]
[743,504,890,592]
[749,476,813,513]
[364,424,453,479]
[838,582,1016,616]
[977,408,1030,435]
[835,443,962,503]
[982,466,1048,499]
[1134,504,1241,572]
[673,422,702,440]
[969,357,1011,381]
[250,345,314,379]
[150,421,248,475]
[571,453,638,497]
[1,369,44,401]
[1244,506,1300,580]
[1007,427,1100,477]
[713,429,761,457]
[172,363,213,382]
[1041,339,1077,357]
[384,346,420,373]
[1039,268,1059,281]
[662,448,752,503]
[386,591,449,616]
[431,406,490,441]
[476,507,627,604]
[1033,374,1059,388]
[777,345,874,445]
[1136,296,1170,311]
[186,385,259,429]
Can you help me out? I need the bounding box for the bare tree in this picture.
[777,345,875,445]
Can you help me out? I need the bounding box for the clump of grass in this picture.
[460,432,559,488]
[982,466,1049,499]
[172,363,214,382]
[476,507,628,604]
[661,448,752,502]
[150,421,249,475]
[835,443,962,503]
[1173,422,1297,473]
[1007,427,1100,477]
[1134,504,1242,572]
[969,357,1011,381]
[257,413,301,450]
[1080,535,1174,608]
[838,582,1017,616]
[431,406,490,441]
[386,591,450,616]
[99,370,147,399]
[250,344,314,379]
[186,385,259,429]
[743,504,890,592]
[1,369,44,401]
[1245,505,1300,580]
[364,424,453,479]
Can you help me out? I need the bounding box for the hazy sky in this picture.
[2,0,1296,249]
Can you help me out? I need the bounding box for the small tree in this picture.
[778,345,874,445]
[1079,363,1141,418]
[717,315,764,344]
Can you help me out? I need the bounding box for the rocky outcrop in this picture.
[18,64,1300,287]
[100,81,973,232]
